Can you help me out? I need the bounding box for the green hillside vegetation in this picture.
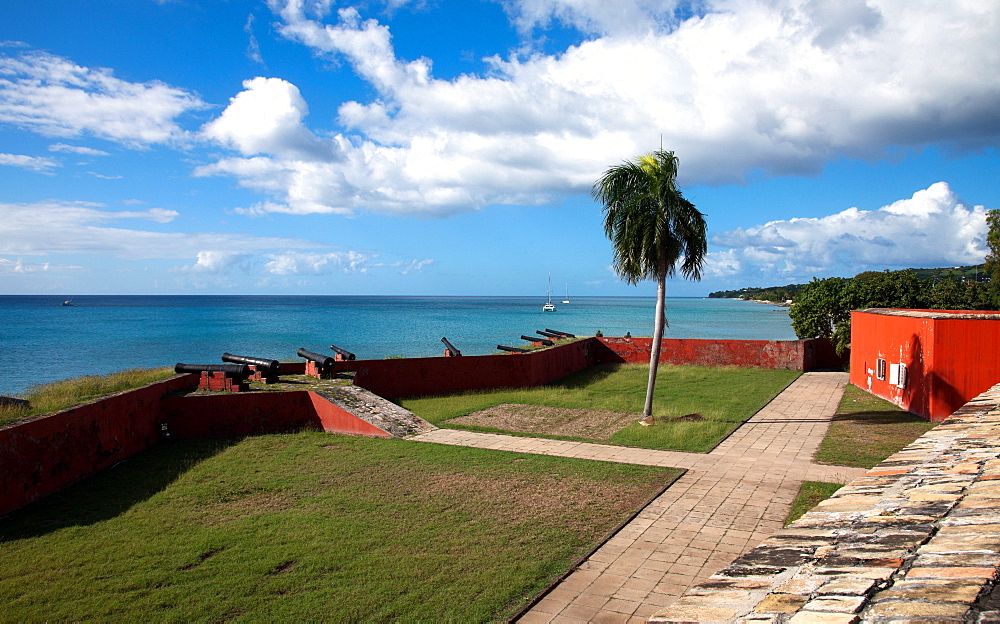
[789,267,998,355]
[709,264,988,304]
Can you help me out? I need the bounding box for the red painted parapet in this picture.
[345,339,597,400]
[198,371,249,393]
[0,373,198,517]
[592,336,844,371]
[159,391,391,439]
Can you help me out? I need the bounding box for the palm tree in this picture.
[593,150,707,425]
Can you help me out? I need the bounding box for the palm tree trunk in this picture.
[641,270,667,424]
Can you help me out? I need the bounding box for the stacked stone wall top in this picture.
[650,381,1000,623]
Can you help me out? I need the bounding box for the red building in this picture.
[850,309,1000,421]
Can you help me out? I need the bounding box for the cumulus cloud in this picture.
[0,152,60,172]
[501,0,690,36]
[705,182,988,282]
[201,77,339,160]
[191,0,1000,217]
[0,50,205,145]
[264,250,373,274]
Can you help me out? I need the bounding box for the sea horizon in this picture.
[0,295,796,396]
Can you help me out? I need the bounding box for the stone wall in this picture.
[650,382,1000,623]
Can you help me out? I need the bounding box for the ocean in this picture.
[0,295,795,397]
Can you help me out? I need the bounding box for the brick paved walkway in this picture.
[410,371,865,623]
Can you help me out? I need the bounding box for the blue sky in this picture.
[1,0,997,297]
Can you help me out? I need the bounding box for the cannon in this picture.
[545,328,576,338]
[441,336,462,357]
[521,335,553,346]
[297,348,335,368]
[536,330,562,339]
[329,344,356,361]
[174,363,251,392]
[221,352,282,376]
[175,363,251,378]
[497,345,529,353]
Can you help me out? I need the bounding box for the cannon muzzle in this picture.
[545,328,576,338]
[221,352,281,375]
[297,348,335,368]
[175,363,251,378]
[536,330,562,339]
[329,344,356,360]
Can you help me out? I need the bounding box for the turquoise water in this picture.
[0,295,794,396]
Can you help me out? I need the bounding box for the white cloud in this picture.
[705,182,988,282]
[264,250,374,275]
[0,257,54,274]
[0,152,60,172]
[0,200,430,281]
[245,14,264,64]
[0,50,205,146]
[0,200,310,260]
[184,251,254,274]
[194,0,1000,217]
[49,143,109,156]
[201,77,339,160]
[501,0,688,36]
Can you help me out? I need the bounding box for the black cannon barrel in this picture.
[536,330,562,339]
[297,348,335,368]
[175,363,251,378]
[329,344,356,360]
[440,336,462,356]
[521,335,553,346]
[497,345,529,353]
[545,328,576,338]
[221,352,282,375]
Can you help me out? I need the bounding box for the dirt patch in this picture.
[449,404,641,439]
[450,405,706,439]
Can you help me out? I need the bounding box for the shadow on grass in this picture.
[547,363,624,389]
[0,438,238,540]
[831,410,927,425]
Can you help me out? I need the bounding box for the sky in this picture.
[0,0,998,297]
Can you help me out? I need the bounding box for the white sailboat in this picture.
[542,274,556,311]
[561,284,570,304]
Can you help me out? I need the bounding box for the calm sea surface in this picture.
[0,295,795,396]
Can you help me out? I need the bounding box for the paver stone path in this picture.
[410,371,865,623]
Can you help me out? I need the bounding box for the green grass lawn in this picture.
[784,481,844,525]
[789,383,939,524]
[401,364,801,452]
[815,383,937,468]
[0,433,678,623]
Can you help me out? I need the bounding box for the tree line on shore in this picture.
[708,265,988,305]
[788,267,998,354]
